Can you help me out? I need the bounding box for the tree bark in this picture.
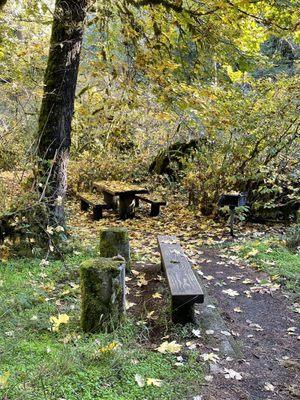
[0,0,8,10]
[99,227,131,271]
[37,0,90,227]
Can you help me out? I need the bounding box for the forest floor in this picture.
[0,195,299,399]
[68,196,300,400]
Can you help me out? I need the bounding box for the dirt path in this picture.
[125,243,300,400]
[198,248,300,400]
[69,199,299,399]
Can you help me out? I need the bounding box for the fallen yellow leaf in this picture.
[156,340,182,354]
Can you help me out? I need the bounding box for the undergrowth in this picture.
[233,237,300,292]
[0,254,204,400]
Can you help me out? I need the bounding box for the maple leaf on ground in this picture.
[224,368,243,380]
[50,314,70,332]
[203,275,214,281]
[222,289,239,298]
[146,311,157,320]
[201,353,220,363]
[137,274,148,287]
[221,330,231,336]
[125,300,136,310]
[152,292,162,299]
[134,374,145,387]
[245,248,259,258]
[192,329,201,338]
[206,304,216,309]
[0,372,10,389]
[98,341,120,353]
[156,340,182,354]
[264,382,275,391]
[234,307,242,313]
[146,378,163,387]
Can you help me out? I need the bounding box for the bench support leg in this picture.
[229,206,235,237]
[93,205,103,221]
[119,194,135,219]
[103,192,118,210]
[81,199,89,211]
[0,222,5,244]
[172,299,195,324]
[150,204,160,217]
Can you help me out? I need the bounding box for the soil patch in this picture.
[199,248,300,400]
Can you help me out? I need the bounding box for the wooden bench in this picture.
[135,195,166,216]
[157,235,204,323]
[77,193,109,220]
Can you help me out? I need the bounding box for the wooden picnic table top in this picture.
[93,181,149,196]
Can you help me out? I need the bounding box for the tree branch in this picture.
[127,0,219,17]
[225,0,293,31]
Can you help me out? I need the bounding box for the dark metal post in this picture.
[150,203,160,217]
[229,206,235,237]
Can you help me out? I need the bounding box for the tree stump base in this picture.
[80,257,125,333]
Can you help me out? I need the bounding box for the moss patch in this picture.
[80,257,125,333]
[99,227,131,271]
[233,237,300,292]
[0,254,204,400]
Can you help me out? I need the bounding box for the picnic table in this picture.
[93,181,149,219]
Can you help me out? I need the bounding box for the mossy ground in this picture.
[0,253,204,400]
[232,237,300,292]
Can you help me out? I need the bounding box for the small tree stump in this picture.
[80,257,125,333]
[99,227,131,271]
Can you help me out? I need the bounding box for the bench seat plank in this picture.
[157,235,203,302]
[136,195,166,205]
[77,192,108,206]
[77,192,109,220]
[136,195,166,216]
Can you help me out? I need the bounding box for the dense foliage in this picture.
[0,0,299,220]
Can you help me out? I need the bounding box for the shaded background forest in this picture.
[0,0,299,221]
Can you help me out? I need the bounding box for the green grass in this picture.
[0,255,204,400]
[233,237,300,292]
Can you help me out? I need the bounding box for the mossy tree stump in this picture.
[80,257,125,333]
[99,227,131,271]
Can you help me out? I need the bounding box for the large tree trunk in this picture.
[0,0,8,10]
[37,0,90,227]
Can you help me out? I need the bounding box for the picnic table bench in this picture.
[157,235,204,323]
[77,192,109,220]
[135,195,166,216]
[93,181,149,219]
